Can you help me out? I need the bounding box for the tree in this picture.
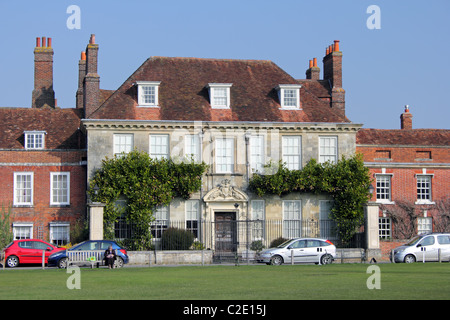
[0,204,13,249]
[88,150,208,250]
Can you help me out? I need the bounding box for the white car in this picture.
[256,238,336,265]
[391,233,450,263]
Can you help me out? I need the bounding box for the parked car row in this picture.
[1,239,129,268]
[3,233,450,268]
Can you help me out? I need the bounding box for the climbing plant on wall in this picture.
[248,154,372,244]
[88,150,208,250]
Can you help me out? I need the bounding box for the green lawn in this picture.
[0,263,449,300]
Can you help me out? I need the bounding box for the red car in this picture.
[2,239,65,268]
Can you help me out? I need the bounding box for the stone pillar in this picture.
[88,202,105,240]
[364,202,381,261]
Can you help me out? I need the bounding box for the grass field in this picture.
[0,263,449,300]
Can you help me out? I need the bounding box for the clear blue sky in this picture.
[0,0,449,129]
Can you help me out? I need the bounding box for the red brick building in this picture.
[357,106,450,241]
[0,37,87,245]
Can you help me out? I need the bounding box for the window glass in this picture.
[18,241,33,249]
[34,241,50,250]
[437,235,450,245]
[419,236,435,246]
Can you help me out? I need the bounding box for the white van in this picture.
[391,233,450,263]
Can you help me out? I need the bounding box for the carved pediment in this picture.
[203,179,248,202]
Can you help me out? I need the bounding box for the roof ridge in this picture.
[148,56,274,64]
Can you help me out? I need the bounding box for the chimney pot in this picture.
[313,58,317,67]
[309,60,313,68]
[400,105,413,129]
[36,37,41,47]
[81,51,86,60]
[89,34,96,44]
[42,37,46,47]
[47,37,52,48]
[334,40,340,52]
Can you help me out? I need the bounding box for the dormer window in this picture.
[24,131,46,150]
[207,83,232,109]
[276,84,302,109]
[136,81,161,107]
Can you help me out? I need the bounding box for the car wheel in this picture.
[114,257,124,268]
[6,255,19,268]
[270,255,283,266]
[320,254,333,265]
[404,254,416,263]
[58,258,68,269]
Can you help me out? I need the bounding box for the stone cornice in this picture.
[82,119,362,132]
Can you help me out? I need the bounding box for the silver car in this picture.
[256,238,336,265]
[391,233,450,263]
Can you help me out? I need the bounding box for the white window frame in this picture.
[250,135,265,174]
[207,83,232,109]
[418,216,432,235]
[416,174,433,204]
[24,131,46,150]
[136,81,161,107]
[151,205,169,238]
[319,136,338,164]
[13,223,33,240]
[276,84,302,109]
[185,134,201,163]
[14,172,34,206]
[50,172,70,206]
[282,136,302,170]
[282,200,302,238]
[149,134,169,160]
[114,134,134,156]
[378,217,392,239]
[215,138,234,173]
[375,174,393,204]
[49,222,70,246]
[251,200,265,240]
[185,200,200,238]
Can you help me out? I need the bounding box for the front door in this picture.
[215,212,237,253]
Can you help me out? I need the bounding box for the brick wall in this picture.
[379,240,408,261]
[0,162,86,241]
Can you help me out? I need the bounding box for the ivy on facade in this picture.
[248,154,372,243]
[88,150,208,250]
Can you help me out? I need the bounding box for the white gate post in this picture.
[88,202,105,240]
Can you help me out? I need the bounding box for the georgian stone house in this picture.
[80,36,362,251]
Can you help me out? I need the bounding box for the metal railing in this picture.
[114,219,365,252]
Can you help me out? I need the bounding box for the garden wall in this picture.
[128,250,213,266]
[380,240,408,261]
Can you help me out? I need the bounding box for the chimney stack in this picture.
[306,57,320,80]
[83,34,100,118]
[400,105,413,130]
[76,51,86,109]
[32,36,55,108]
[323,40,345,116]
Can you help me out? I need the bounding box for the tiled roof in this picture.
[0,107,84,149]
[89,57,349,123]
[357,128,450,146]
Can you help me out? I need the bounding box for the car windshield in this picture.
[405,236,422,246]
[277,240,293,248]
